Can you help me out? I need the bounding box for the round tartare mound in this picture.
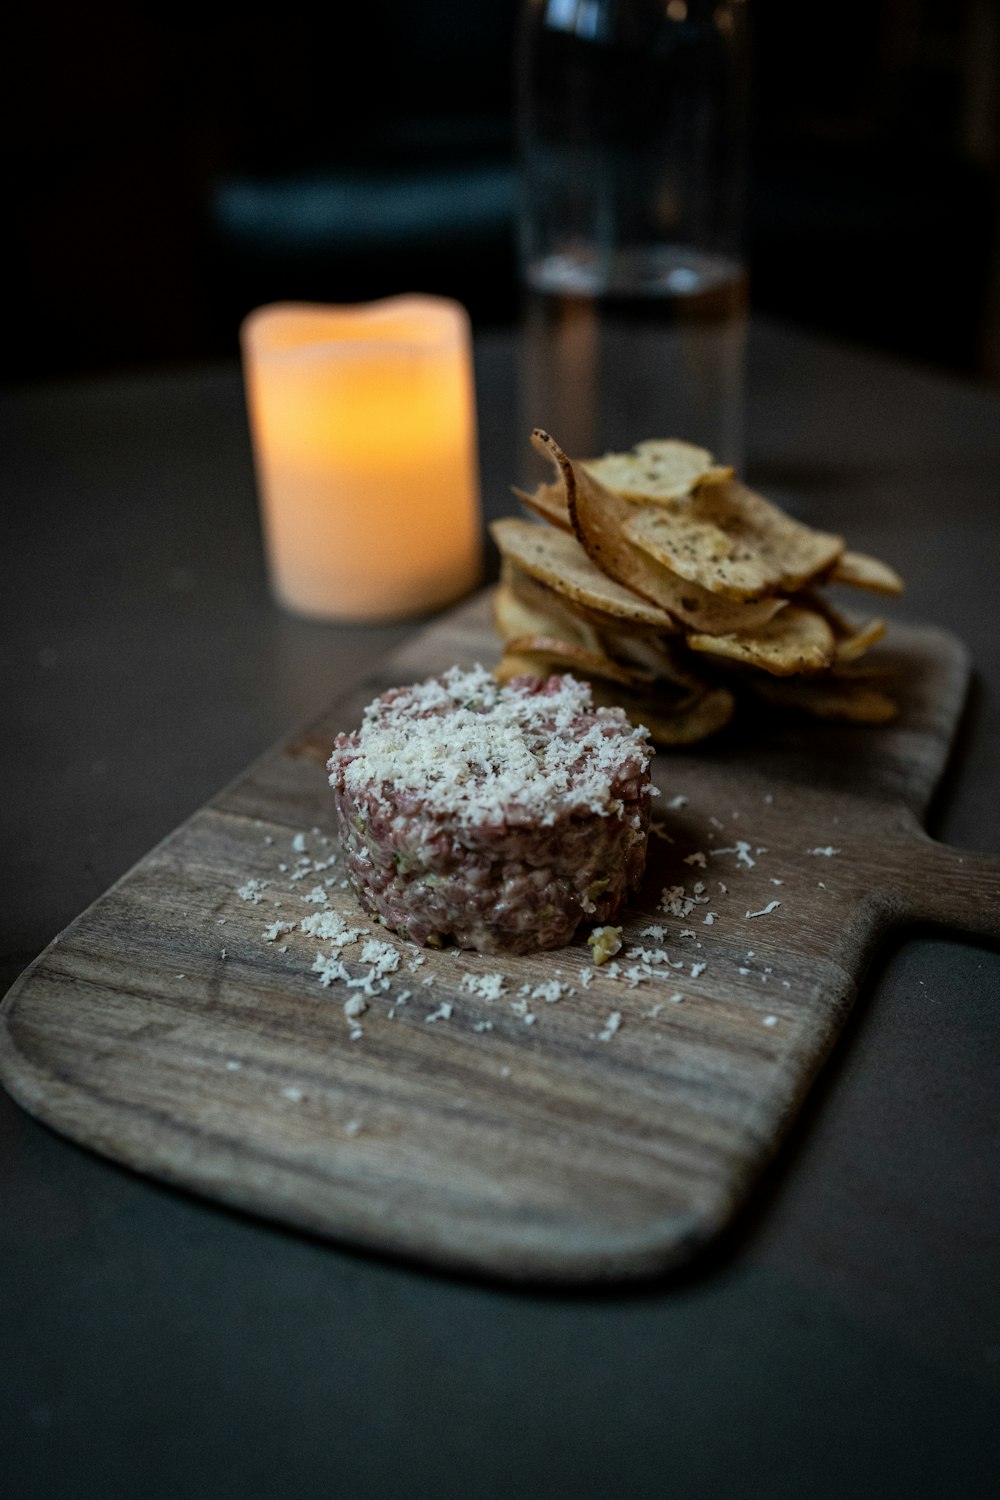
[327,664,655,954]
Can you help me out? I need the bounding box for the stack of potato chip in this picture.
[490,431,903,745]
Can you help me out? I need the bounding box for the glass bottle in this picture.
[516,0,750,471]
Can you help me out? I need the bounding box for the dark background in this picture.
[4,0,999,385]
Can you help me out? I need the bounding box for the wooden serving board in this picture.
[2,592,999,1283]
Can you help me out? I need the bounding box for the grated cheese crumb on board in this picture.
[460,972,508,1001]
[426,1002,453,1023]
[313,954,349,987]
[597,1011,622,1042]
[236,878,269,903]
[262,920,296,942]
[629,945,677,966]
[299,910,365,945]
[330,665,652,829]
[709,841,756,869]
[530,979,570,1003]
[359,940,401,976]
[622,966,653,988]
[746,901,781,919]
[807,846,841,857]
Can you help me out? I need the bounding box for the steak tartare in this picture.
[327,664,654,954]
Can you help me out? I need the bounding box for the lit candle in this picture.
[241,296,482,621]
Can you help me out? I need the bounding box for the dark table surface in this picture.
[2,323,999,1500]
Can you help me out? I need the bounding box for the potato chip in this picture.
[622,479,844,602]
[497,567,709,691]
[495,635,656,689]
[591,627,711,692]
[828,550,904,594]
[498,562,607,649]
[795,590,887,664]
[746,672,898,724]
[492,579,596,654]
[833,617,887,663]
[582,439,732,502]
[511,480,572,532]
[495,639,735,746]
[631,684,735,745]
[493,427,902,742]
[532,430,788,634]
[686,605,836,676]
[490,515,680,632]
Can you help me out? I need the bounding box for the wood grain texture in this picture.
[2,591,999,1283]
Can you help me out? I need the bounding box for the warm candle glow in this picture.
[241,297,482,621]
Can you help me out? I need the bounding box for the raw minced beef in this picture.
[327,665,654,955]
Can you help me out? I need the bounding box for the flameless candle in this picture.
[241,296,482,621]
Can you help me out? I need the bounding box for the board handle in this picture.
[889,832,1000,943]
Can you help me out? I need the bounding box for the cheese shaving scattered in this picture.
[359,940,401,976]
[530,979,569,1003]
[460,972,508,1001]
[313,953,349,987]
[236,878,269,903]
[262,919,296,942]
[299,910,365,945]
[746,901,781,919]
[710,841,755,868]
